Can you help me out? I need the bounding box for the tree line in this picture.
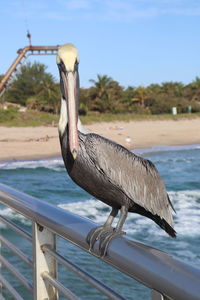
[1,61,200,115]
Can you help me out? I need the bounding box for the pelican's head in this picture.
[57,43,80,159]
[57,43,79,73]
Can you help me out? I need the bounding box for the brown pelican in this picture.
[57,44,176,256]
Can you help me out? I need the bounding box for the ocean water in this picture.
[0,144,200,299]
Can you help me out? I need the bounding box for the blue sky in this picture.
[1,0,200,88]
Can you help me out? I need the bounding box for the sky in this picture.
[0,0,200,88]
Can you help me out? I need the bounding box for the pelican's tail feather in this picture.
[153,214,177,238]
[132,203,177,238]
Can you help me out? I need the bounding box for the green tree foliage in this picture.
[132,86,149,107]
[88,75,124,113]
[4,62,60,113]
[2,61,200,115]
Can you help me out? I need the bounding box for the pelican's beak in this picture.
[61,70,79,160]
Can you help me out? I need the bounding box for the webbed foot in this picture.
[86,226,125,257]
[86,206,128,257]
[86,225,114,252]
[99,229,126,257]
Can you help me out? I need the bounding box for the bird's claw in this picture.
[86,225,105,250]
[87,225,114,253]
[99,230,126,257]
[86,226,125,257]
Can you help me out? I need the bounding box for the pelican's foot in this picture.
[99,229,126,258]
[86,225,114,253]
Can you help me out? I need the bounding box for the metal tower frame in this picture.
[0,45,59,98]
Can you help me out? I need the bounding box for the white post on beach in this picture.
[172,107,177,115]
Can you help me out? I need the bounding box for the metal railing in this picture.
[0,182,200,300]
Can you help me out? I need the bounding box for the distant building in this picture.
[0,101,27,112]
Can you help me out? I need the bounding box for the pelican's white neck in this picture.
[58,98,87,136]
[58,98,67,136]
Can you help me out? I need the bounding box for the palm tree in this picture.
[147,84,161,95]
[132,86,148,107]
[187,77,200,102]
[89,74,113,98]
[89,75,113,112]
[89,74,124,113]
[161,82,184,97]
[189,77,200,89]
[37,75,60,113]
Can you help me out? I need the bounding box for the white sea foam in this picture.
[0,207,31,228]
[59,189,200,238]
[134,144,200,155]
[1,144,199,170]
[1,186,199,238]
[168,190,200,236]
[148,156,199,165]
[0,157,64,171]
[59,199,109,224]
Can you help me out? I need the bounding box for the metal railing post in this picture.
[1,183,200,300]
[32,222,58,300]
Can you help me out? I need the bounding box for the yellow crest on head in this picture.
[57,43,79,72]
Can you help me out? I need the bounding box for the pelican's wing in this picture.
[85,133,174,226]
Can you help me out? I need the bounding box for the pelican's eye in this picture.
[60,77,66,100]
[58,59,67,73]
[73,59,78,71]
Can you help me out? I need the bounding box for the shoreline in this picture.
[0,118,200,162]
[1,143,200,165]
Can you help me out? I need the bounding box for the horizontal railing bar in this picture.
[0,235,32,267]
[0,215,32,242]
[0,274,24,300]
[42,244,126,300]
[42,271,80,300]
[29,53,58,55]
[0,255,33,292]
[1,183,200,300]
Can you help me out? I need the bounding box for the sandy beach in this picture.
[0,118,200,161]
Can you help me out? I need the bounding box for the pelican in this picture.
[57,44,176,256]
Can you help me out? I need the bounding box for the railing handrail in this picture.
[1,182,200,300]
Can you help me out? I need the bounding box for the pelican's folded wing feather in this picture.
[85,133,174,227]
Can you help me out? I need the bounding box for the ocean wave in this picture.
[59,189,200,238]
[134,144,200,155]
[0,207,31,228]
[1,189,199,238]
[0,157,64,171]
[148,156,199,165]
[168,190,200,237]
[0,144,199,171]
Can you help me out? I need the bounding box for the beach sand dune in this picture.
[0,118,200,161]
